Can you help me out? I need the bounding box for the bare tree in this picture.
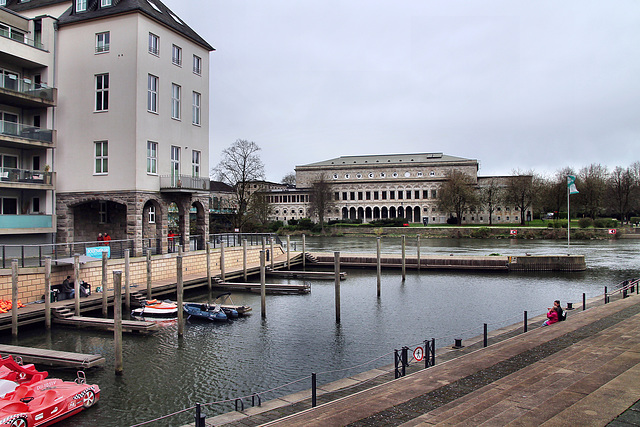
[307,174,335,232]
[577,164,608,219]
[213,139,265,231]
[478,178,502,225]
[504,170,535,225]
[607,166,634,224]
[437,170,478,225]
[281,172,296,186]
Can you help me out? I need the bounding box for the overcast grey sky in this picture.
[163,0,639,183]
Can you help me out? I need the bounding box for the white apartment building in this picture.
[4,0,214,255]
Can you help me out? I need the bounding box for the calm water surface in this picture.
[5,237,639,426]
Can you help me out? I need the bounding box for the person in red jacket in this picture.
[542,306,559,326]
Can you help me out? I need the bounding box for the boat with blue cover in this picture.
[183,303,228,322]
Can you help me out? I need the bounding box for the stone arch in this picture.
[365,207,372,221]
[357,207,365,220]
[342,207,348,219]
[390,206,396,218]
[414,206,421,223]
[190,199,207,251]
[398,206,405,219]
[381,206,388,219]
[142,198,164,254]
[67,197,128,243]
[373,207,380,220]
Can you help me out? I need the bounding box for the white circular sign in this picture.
[413,346,424,362]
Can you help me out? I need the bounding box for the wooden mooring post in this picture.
[260,250,266,319]
[102,251,108,317]
[220,243,226,281]
[302,234,306,270]
[11,260,18,337]
[177,249,184,337]
[401,235,406,281]
[74,255,81,316]
[44,257,51,330]
[124,249,130,312]
[113,270,123,376]
[376,237,381,297]
[287,235,291,270]
[335,252,341,323]
[417,235,421,271]
[243,239,248,281]
[146,249,152,299]
[270,238,275,270]
[206,242,212,294]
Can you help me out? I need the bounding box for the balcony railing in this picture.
[0,168,53,185]
[0,76,56,103]
[0,27,45,50]
[0,214,52,230]
[0,120,54,144]
[160,175,209,191]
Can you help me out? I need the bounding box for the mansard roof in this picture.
[298,153,477,168]
[4,0,214,51]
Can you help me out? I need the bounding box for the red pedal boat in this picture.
[0,356,99,427]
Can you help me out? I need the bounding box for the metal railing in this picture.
[0,120,54,143]
[0,77,55,102]
[208,233,281,249]
[0,28,45,50]
[159,175,209,191]
[0,168,53,184]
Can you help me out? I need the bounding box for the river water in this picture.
[4,237,639,426]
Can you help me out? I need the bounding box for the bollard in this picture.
[524,311,528,333]
[566,302,573,310]
[427,338,436,368]
[604,286,608,304]
[401,346,408,376]
[195,403,206,427]
[583,293,586,311]
[311,373,317,407]
[483,323,488,347]
[394,349,400,378]
[453,338,463,349]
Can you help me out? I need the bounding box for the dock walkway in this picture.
[206,291,640,427]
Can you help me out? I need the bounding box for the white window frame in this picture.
[192,150,200,177]
[76,0,87,12]
[147,141,157,174]
[192,91,201,125]
[171,146,180,186]
[95,73,109,112]
[148,205,156,224]
[94,141,108,175]
[99,201,107,224]
[148,33,159,56]
[147,74,158,113]
[193,55,202,75]
[96,31,110,53]
[172,44,182,66]
[101,0,112,6]
[171,83,181,120]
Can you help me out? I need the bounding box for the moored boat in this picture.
[131,299,178,317]
[183,303,228,322]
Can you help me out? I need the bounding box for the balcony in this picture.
[0,25,45,50]
[0,120,55,148]
[0,214,53,234]
[160,175,209,193]
[0,168,53,188]
[0,77,56,108]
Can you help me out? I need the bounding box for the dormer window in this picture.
[76,0,87,12]
[101,0,112,6]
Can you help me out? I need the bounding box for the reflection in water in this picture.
[3,237,638,426]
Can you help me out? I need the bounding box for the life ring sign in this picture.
[413,346,424,362]
[608,229,617,234]
[510,229,518,235]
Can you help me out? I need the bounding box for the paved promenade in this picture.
[207,291,640,426]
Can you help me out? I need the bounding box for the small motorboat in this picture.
[131,299,178,317]
[214,293,239,319]
[183,303,228,322]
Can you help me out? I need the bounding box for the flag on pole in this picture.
[567,175,579,195]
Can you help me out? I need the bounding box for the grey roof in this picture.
[297,153,476,168]
[5,0,214,51]
[209,181,235,192]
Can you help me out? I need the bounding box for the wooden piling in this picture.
[113,270,123,376]
[417,235,421,271]
[124,249,130,312]
[74,255,80,316]
[177,253,184,337]
[102,251,108,317]
[146,249,152,299]
[260,250,266,319]
[302,234,306,270]
[44,257,51,329]
[287,235,291,270]
[401,235,406,281]
[220,243,226,281]
[335,252,341,323]
[270,238,275,269]
[11,260,18,337]
[376,237,381,297]
[243,239,248,281]
[206,242,212,294]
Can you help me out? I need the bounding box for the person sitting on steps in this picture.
[542,305,559,326]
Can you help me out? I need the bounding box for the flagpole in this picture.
[567,180,570,249]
